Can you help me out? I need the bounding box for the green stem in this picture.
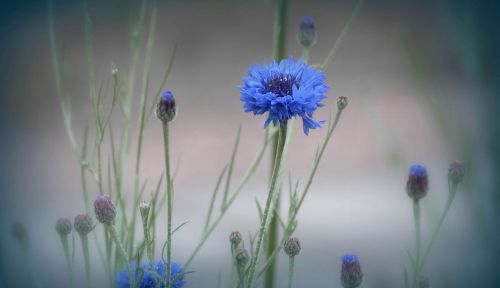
[413,199,421,288]
[80,235,91,288]
[162,123,173,288]
[141,211,153,265]
[320,0,364,71]
[183,129,275,269]
[287,257,295,288]
[266,1,288,287]
[129,0,159,259]
[109,224,134,287]
[257,109,345,279]
[60,235,73,287]
[301,48,309,64]
[247,122,291,288]
[237,265,245,288]
[419,182,458,272]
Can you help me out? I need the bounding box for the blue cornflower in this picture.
[116,260,186,288]
[240,57,328,135]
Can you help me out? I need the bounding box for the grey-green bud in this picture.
[284,236,301,257]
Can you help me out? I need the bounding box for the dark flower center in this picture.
[263,74,299,97]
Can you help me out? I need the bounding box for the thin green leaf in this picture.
[204,165,228,231]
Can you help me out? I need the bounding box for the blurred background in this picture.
[1,0,499,287]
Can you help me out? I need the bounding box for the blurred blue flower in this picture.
[240,57,328,135]
[409,164,427,177]
[406,164,428,200]
[116,260,186,288]
[341,254,363,288]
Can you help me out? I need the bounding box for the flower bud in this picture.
[337,96,348,110]
[341,254,363,288]
[56,217,72,236]
[406,164,428,200]
[74,214,94,236]
[297,16,317,48]
[283,236,301,257]
[139,201,151,223]
[229,231,242,246]
[156,91,176,124]
[94,195,116,225]
[448,161,465,185]
[235,248,249,267]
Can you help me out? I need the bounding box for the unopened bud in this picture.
[337,96,348,110]
[94,195,116,225]
[406,164,428,201]
[56,217,72,236]
[74,214,94,236]
[156,91,176,124]
[297,16,317,48]
[284,236,301,257]
[341,254,363,288]
[139,201,151,223]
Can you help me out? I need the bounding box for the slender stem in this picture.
[162,123,173,288]
[247,122,291,288]
[296,109,343,212]
[60,235,73,287]
[413,199,421,288]
[258,109,345,278]
[266,1,288,287]
[129,0,159,258]
[109,224,134,287]
[237,265,245,288]
[301,48,309,64]
[287,257,295,288]
[80,235,91,288]
[419,182,458,271]
[320,0,364,71]
[141,210,153,265]
[183,129,274,269]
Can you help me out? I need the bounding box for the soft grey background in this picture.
[1,0,499,287]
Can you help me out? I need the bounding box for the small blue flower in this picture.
[116,260,186,288]
[240,57,328,135]
[341,254,363,288]
[406,164,428,200]
[156,91,177,123]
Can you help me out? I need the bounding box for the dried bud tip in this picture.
[139,201,151,222]
[229,231,243,246]
[337,96,348,110]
